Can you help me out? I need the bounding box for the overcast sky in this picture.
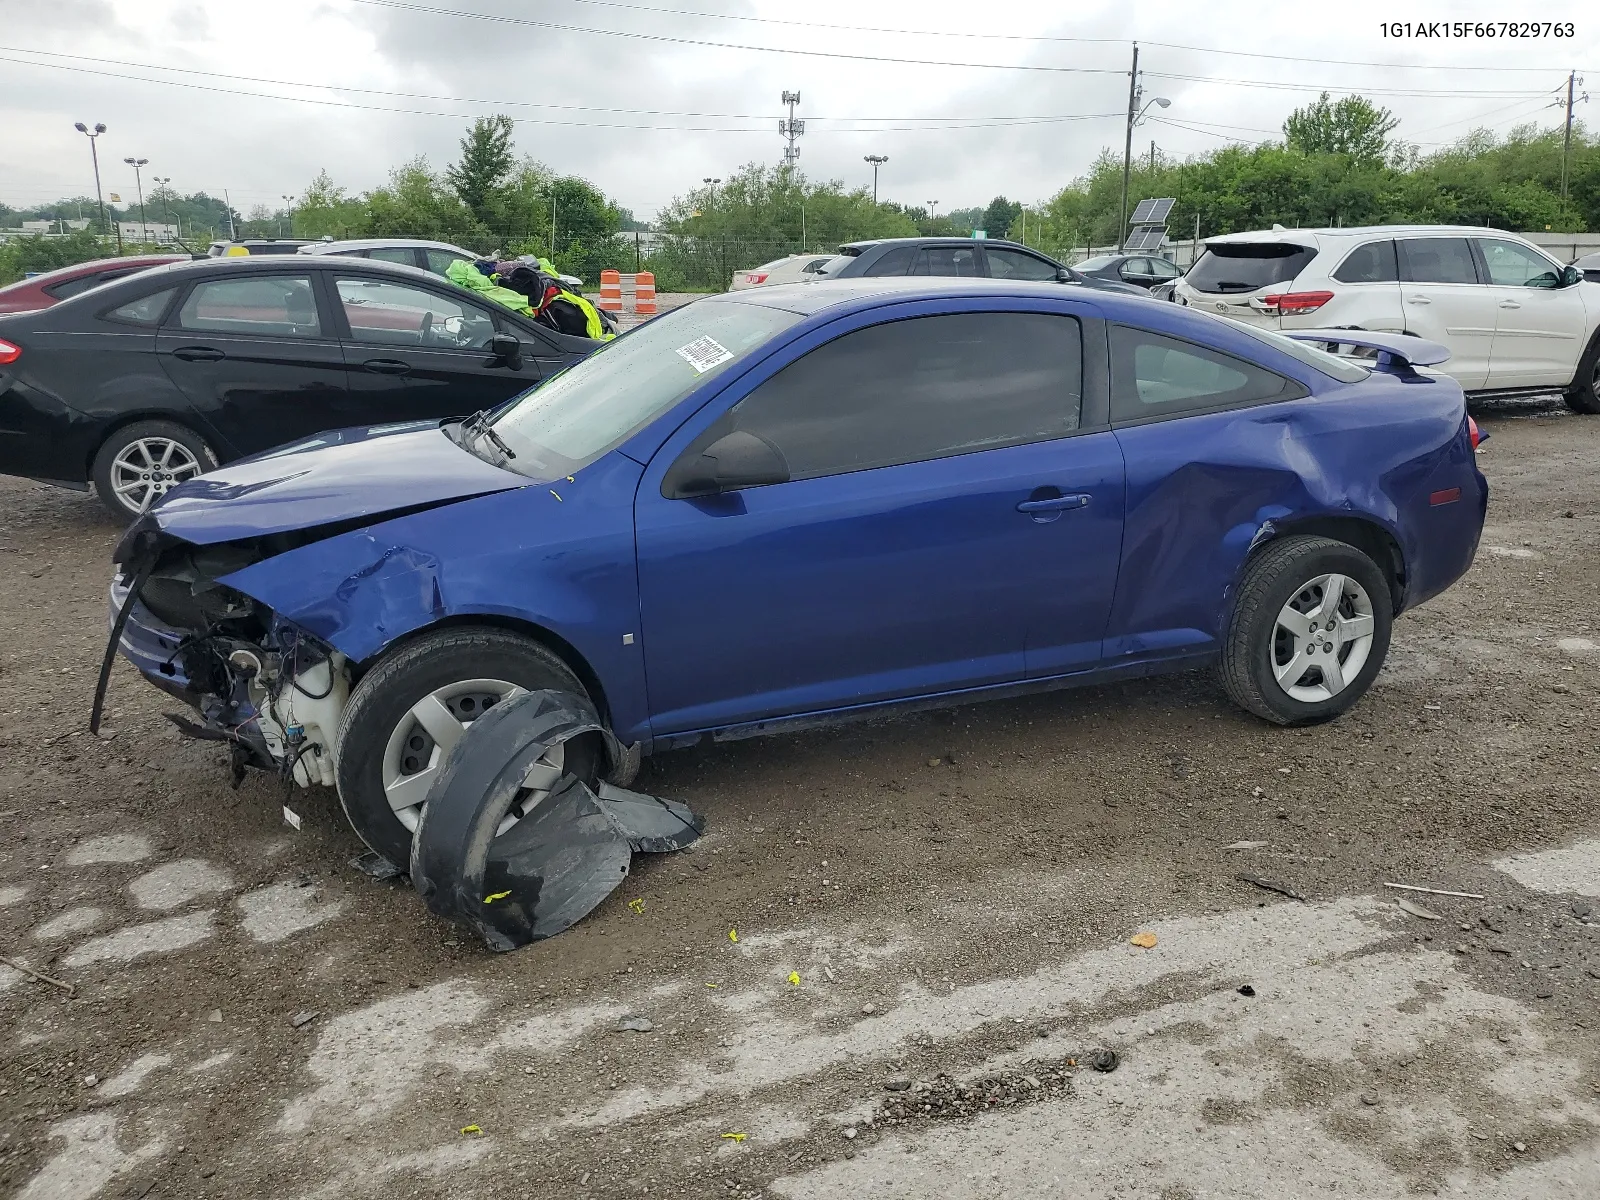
[1,0,1596,222]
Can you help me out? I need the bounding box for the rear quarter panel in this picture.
[1106,372,1483,661]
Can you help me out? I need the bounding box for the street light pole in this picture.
[154,176,174,245]
[864,155,888,205]
[281,194,296,239]
[928,200,938,222]
[73,122,110,248]
[1117,61,1171,251]
[123,157,149,244]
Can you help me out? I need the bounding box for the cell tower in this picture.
[779,91,804,166]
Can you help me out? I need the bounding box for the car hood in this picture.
[145,421,529,546]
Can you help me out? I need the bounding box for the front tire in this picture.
[1564,334,1600,414]
[1219,535,1393,725]
[91,419,217,520]
[335,627,601,866]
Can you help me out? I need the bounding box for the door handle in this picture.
[1498,300,1522,309]
[170,346,224,362]
[362,359,412,376]
[1016,494,1090,514]
[1405,296,1431,305]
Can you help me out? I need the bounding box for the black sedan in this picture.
[825,238,1148,296]
[1072,253,1183,291]
[0,255,603,519]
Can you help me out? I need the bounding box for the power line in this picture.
[0,54,1119,131]
[1147,72,1552,99]
[366,0,1594,73]
[343,0,1128,74]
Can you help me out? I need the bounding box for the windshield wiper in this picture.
[461,409,516,461]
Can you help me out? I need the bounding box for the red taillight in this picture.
[1261,290,1334,314]
[1467,415,1482,450]
[0,339,20,365]
[745,273,768,285]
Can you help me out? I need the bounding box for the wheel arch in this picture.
[1247,515,1406,614]
[352,613,614,728]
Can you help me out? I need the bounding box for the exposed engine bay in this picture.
[94,525,353,790]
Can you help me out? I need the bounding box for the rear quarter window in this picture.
[1185,243,1317,294]
[1332,240,1399,284]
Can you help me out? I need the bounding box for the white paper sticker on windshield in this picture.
[675,335,734,374]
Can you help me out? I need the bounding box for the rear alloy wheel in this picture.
[91,420,217,520]
[1564,342,1600,414]
[336,628,603,866]
[1220,535,1393,725]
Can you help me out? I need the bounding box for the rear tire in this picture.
[91,419,217,521]
[335,627,601,866]
[1219,536,1393,726]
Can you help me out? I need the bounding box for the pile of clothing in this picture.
[445,258,616,341]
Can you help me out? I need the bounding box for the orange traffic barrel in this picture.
[598,269,623,312]
[634,271,657,316]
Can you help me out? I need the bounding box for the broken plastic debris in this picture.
[705,983,719,989]
[627,898,646,915]
[483,890,511,904]
[787,971,801,985]
[290,1010,320,1028]
[720,1131,746,1143]
[1223,840,1268,851]
[728,928,739,944]
[460,1124,483,1137]
[1236,873,1305,901]
[1396,898,1443,921]
[350,850,403,881]
[282,805,302,831]
[1129,932,1158,949]
[409,690,703,952]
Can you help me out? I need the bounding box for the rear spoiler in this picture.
[1281,329,1450,377]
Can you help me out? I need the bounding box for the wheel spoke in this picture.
[112,480,148,497]
[408,693,466,754]
[384,765,438,814]
[1321,651,1347,694]
[1276,607,1314,638]
[1312,574,1346,623]
[1274,646,1314,687]
[520,761,564,791]
[1338,613,1375,641]
[156,441,176,467]
[134,440,156,469]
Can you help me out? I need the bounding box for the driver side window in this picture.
[335,277,497,349]
[1477,238,1561,288]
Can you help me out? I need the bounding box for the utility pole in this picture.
[124,157,149,243]
[1559,71,1589,205]
[73,122,109,247]
[864,155,888,205]
[155,176,173,244]
[1118,42,1139,252]
[1150,140,1156,173]
[779,91,804,167]
[550,189,557,258]
[224,189,237,240]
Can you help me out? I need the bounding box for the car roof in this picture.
[0,254,186,291]
[299,238,476,255]
[1204,224,1528,246]
[111,253,470,291]
[841,237,1039,251]
[706,275,1146,318]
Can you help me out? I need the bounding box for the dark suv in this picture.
[825,238,1146,296]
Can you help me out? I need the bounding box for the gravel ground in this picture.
[1,399,1598,1199]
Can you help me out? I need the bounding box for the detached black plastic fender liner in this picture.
[409,690,702,952]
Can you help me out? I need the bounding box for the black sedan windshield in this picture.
[486,299,802,478]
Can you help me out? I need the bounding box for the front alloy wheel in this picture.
[1270,573,1376,703]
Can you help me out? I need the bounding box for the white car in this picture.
[298,239,585,289]
[1172,225,1600,413]
[730,253,840,290]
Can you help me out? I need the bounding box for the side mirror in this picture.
[1561,265,1583,288]
[490,332,522,360]
[664,430,790,498]
[1055,267,1075,283]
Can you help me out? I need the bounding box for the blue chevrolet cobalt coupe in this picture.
[103,278,1486,864]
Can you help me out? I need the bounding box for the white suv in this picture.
[1172,225,1600,413]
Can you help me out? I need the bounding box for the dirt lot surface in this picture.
[2,401,1599,1199]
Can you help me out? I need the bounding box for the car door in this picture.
[154,271,357,457]
[983,246,1063,283]
[1118,258,1161,288]
[1396,237,1493,389]
[632,303,1127,735]
[1104,323,1314,661]
[1475,236,1590,387]
[330,274,544,423]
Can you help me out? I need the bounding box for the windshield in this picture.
[1075,256,1117,270]
[1186,242,1316,294]
[484,299,803,477]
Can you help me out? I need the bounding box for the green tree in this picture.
[0,229,111,285]
[1283,92,1399,166]
[982,196,1022,237]
[446,115,517,226]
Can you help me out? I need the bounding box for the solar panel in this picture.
[1124,228,1166,251]
[1129,197,1176,225]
